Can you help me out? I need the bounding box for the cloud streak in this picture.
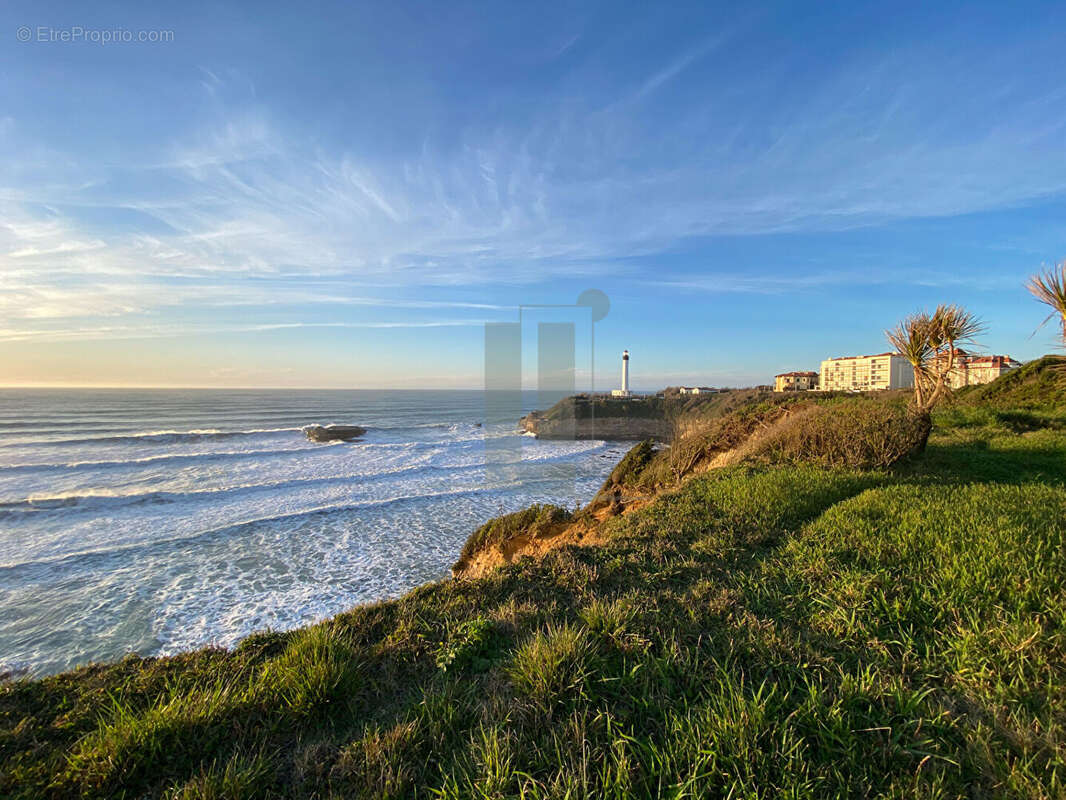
[0,319,487,344]
[1,12,1064,348]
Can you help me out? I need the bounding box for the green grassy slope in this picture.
[958,355,1066,408]
[2,374,1065,798]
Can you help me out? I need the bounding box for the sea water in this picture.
[0,389,624,677]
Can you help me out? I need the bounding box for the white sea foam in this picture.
[0,389,626,676]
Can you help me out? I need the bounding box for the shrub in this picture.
[661,400,802,483]
[599,439,656,492]
[741,399,930,469]
[589,440,657,511]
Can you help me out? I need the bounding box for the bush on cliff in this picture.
[663,399,802,483]
[452,504,571,572]
[609,394,926,492]
[739,398,931,469]
[589,439,657,509]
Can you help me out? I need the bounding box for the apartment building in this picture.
[773,371,819,392]
[943,351,1021,388]
[820,352,914,392]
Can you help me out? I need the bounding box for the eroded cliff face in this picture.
[519,411,672,441]
[451,493,656,580]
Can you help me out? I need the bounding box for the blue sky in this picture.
[2,0,1064,388]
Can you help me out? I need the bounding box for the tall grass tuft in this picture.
[63,679,250,795]
[162,751,273,799]
[508,625,595,715]
[257,623,360,717]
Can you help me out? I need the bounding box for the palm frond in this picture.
[933,304,985,349]
[886,313,933,369]
[1028,261,1066,342]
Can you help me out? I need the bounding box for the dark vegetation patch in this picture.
[599,438,656,491]
[589,439,656,511]
[537,387,788,426]
[538,394,669,422]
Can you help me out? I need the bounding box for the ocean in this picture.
[0,389,625,677]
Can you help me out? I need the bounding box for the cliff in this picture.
[519,408,672,440]
[519,388,779,441]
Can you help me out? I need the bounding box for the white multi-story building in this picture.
[941,351,1021,388]
[820,352,914,392]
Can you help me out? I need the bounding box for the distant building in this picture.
[820,352,914,392]
[963,355,1021,385]
[679,386,716,395]
[773,371,819,392]
[941,350,1021,388]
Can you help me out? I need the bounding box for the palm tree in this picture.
[925,304,985,408]
[886,312,935,411]
[886,304,984,413]
[1027,260,1066,347]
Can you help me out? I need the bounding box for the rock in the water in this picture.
[303,424,366,442]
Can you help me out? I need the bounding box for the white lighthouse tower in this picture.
[611,350,632,398]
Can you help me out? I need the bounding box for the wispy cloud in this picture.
[649,268,1028,295]
[0,319,486,344]
[623,31,731,106]
[1,19,1064,346]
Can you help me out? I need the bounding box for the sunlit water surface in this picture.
[0,389,623,676]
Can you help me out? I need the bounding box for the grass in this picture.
[957,355,1066,408]
[2,370,1065,798]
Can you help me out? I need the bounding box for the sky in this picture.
[1,0,1065,389]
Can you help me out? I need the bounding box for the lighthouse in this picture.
[611,350,633,397]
